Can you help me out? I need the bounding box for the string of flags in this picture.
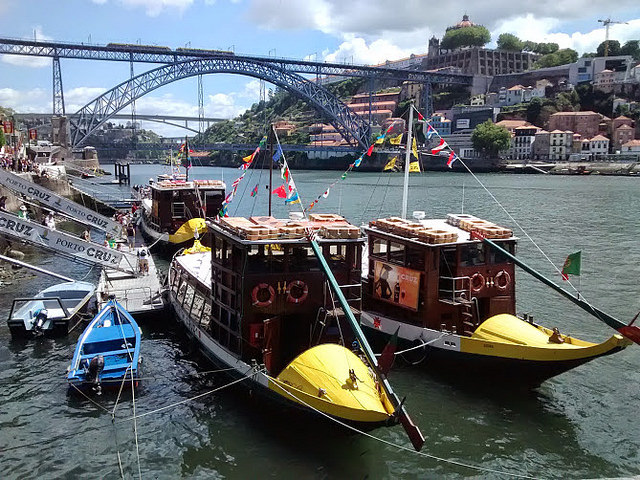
[414,105,459,169]
[303,122,401,212]
[219,135,267,217]
[178,140,194,169]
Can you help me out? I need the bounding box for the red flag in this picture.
[272,185,287,198]
[366,144,375,156]
[417,112,425,121]
[431,139,447,154]
[447,151,456,168]
[378,327,399,376]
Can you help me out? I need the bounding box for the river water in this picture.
[1,165,639,479]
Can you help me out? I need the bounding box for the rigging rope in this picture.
[263,371,536,479]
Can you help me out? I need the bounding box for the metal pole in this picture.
[401,103,414,219]
[0,253,74,282]
[268,126,273,217]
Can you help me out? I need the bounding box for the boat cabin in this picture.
[146,179,225,234]
[168,214,364,376]
[363,214,517,336]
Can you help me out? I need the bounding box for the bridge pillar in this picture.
[422,82,433,118]
[52,55,65,116]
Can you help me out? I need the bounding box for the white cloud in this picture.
[1,26,52,68]
[65,87,109,111]
[91,0,194,17]
[323,36,410,65]
[0,87,49,112]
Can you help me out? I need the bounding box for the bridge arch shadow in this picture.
[70,57,371,149]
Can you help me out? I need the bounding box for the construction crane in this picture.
[598,17,628,57]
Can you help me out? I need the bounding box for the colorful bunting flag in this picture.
[366,144,375,156]
[354,155,364,168]
[431,138,448,155]
[383,156,397,172]
[272,144,283,163]
[285,191,300,204]
[272,185,287,198]
[341,172,348,180]
[375,136,385,145]
[412,138,419,160]
[389,134,403,145]
[561,251,581,280]
[281,164,290,183]
[409,161,421,173]
[417,111,425,121]
[322,188,330,198]
[447,151,456,168]
[426,124,435,140]
[250,184,259,197]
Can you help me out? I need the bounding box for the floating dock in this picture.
[96,246,166,316]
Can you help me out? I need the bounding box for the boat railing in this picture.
[438,276,471,305]
[324,281,362,315]
[9,296,71,320]
[99,286,162,310]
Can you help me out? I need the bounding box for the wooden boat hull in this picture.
[361,311,630,387]
[169,286,394,427]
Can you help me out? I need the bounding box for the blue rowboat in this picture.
[67,299,142,393]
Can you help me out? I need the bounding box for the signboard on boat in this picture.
[0,169,123,237]
[372,260,420,311]
[0,210,135,272]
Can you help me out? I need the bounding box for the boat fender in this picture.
[470,272,485,293]
[286,280,308,304]
[495,270,511,291]
[252,283,275,307]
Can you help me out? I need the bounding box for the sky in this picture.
[1,0,639,137]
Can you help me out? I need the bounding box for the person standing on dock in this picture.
[126,222,135,251]
[82,229,91,242]
[17,205,28,220]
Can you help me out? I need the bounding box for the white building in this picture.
[569,55,633,85]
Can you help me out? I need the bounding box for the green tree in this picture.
[0,128,5,148]
[534,48,578,68]
[534,42,559,55]
[441,25,491,50]
[620,40,640,60]
[522,40,538,52]
[596,40,621,57]
[526,97,544,124]
[471,120,511,157]
[497,33,523,51]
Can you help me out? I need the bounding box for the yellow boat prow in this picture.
[463,313,630,361]
[169,218,207,244]
[269,344,394,423]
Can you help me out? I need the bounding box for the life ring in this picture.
[470,272,485,293]
[495,270,511,291]
[252,283,275,307]
[286,280,308,304]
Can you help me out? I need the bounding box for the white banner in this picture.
[0,211,135,272]
[0,169,122,237]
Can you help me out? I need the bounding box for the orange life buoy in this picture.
[286,280,309,304]
[470,272,485,293]
[252,283,275,307]
[495,270,511,291]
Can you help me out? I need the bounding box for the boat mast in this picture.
[401,102,414,219]
[268,125,273,217]
[184,135,189,182]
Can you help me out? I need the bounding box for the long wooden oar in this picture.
[310,239,425,452]
[476,232,640,345]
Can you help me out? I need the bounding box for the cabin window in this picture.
[371,237,388,258]
[388,242,405,264]
[176,276,188,302]
[289,245,316,272]
[172,202,186,219]
[460,244,486,267]
[183,284,195,312]
[214,236,224,261]
[440,247,456,277]
[406,246,425,270]
[192,291,205,318]
[201,300,211,328]
[489,242,515,264]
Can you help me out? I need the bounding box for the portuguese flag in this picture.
[561,251,581,281]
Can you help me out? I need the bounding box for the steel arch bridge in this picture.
[70,56,371,149]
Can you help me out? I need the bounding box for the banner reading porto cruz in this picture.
[373,260,420,311]
[0,169,122,237]
[0,210,135,271]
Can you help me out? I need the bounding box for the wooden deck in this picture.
[96,246,166,316]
